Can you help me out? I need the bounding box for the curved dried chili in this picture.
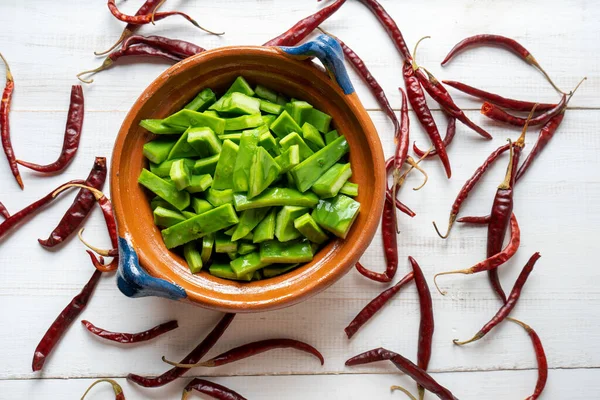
[0,53,23,189]
[82,320,178,344]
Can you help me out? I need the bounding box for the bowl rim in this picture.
[110,44,386,312]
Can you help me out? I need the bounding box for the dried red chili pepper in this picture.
[395,87,410,164]
[121,35,206,59]
[454,252,541,345]
[32,268,102,371]
[481,95,566,127]
[81,379,125,400]
[0,201,9,219]
[442,80,557,112]
[263,0,346,46]
[128,313,235,388]
[433,142,512,238]
[38,157,107,247]
[409,256,434,400]
[17,85,84,173]
[107,0,222,35]
[82,320,178,344]
[384,157,416,218]
[434,213,521,295]
[0,53,23,189]
[96,0,163,55]
[403,62,451,178]
[441,34,564,94]
[77,45,183,84]
[344,272,414,339]
[0,179,84,241]
[182,378,247,400]
[414,115,456,159]
[163,338,324,368]
[354,0,411,61]
[457,215,491,224]
[507,318,548,400]
[346,348,458,400]
[53,184,118,272]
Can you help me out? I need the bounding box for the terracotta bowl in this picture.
[111,36,386,313]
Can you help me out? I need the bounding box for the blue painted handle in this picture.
[279,34,355,95]
[116,236,187,301]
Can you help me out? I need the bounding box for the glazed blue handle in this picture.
[116,236,187,301]
[279,34,355,95]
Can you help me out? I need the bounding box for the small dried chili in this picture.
[263,0,346,47]
[414,115,456,159]
[121,35,206,59]
[454,252,541,345]
[346,348,458,400]
[0,53,23,189]
[81,379,125,400]
[107,0,222,35]
[409,256,434,400]
[17,85,84,173]
[441,34,564,94]
[481,95,566,127]
[163,339,324,368]
[434,213,521,295]
[403,61,451,178]
[344,272,414,339]
[442,80,557,112]
[96,0,163,55]
[128,313,235,388]
[0,179,84,241]
[355,0,412,61]
[32,269,102,371]
[433,142,512,238]
[38,157,107,247]
[77,45,183,84]
[507,318,548,400]
[0,201,9,219]
[82,320,178,344]
[457,215,491,225]
[182,378,247,400]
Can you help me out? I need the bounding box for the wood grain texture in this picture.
[0,0,599,398]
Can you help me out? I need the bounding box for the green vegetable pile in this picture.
[137,76,361,281]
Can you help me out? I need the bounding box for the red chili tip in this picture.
[32,352,44,372]
[481,102,494,116]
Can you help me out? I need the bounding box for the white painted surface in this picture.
[0,1,598,398]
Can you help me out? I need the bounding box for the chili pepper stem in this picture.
[526,55,567,95]
[391,385,418,400]
[78,228,116,257]
[433,269,473,295]
[406,156,428,191]
[53,183,104,201]
[81,378,124,400]
[452,331,485,346]
[151,0,166,25]
[94,29,133,56]
[498,140,514,190]
[410,36,431,71]
[76,58,114,84]
[161,355,211,368]
[0,53,13,81]
[433,214,456,239]
[565,77,587,105]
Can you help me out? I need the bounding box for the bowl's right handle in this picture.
[278,34,355,95]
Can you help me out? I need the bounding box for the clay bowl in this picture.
[111,41,386,313]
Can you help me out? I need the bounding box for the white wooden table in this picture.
[1,1,599,398]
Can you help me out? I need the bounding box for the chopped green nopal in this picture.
[140,119,185,135]
[200,234,214,263]
[339,182,358,197]
[209,263,253,281]
[184,242,203,273]
[290,136,349,192]
[254,85,278,103]
[248,147,282,199]
[206,188,234,207]
[231,207,271,242]
[270,110,303,139]
[162,109,225,135]
[233,188,319,211]
[260,240,313,263]
[311,163,352,198]
[153,206,186,228]
[151,158,194,178]
[143,138,177,164]
[215,232,238,253]
[301,122,326,152]
[184,88,216,112]
[225,76,255,97]
[212,140,239,190]
[275,206,308,242]
[220,92,260,115]
[253,208,276,243]
[138,169,190,211]
[191,198,213,214]
[230,252,271,278]
[312,195,360,239]
[305,108,332,133]
[170,159,192,191]
[324,130,340,145]
[274,145,300,173]
[294,213,328,244]
[224,114,264,131]
[187,127,222,157]
[232,129,261,192]
[167,130,200,160]
[186,174,213,194]
[288,101,313,126]
[279,132,314,161]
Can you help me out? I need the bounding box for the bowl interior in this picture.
[111,46,385,312]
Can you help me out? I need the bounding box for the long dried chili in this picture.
[263,0,346,46]
[77,45,183,84]
[441,34,564,94]
[481,95,565,127]
[32,269,102,371]
[344,272,414,339]
[414,116,456,158]
[0,53,23,189]
[434,213,521,295]
[346,348,458,400]
[507,318,548,400]
[81,379,125,400]
[403,61,451,178]
[409,256,434,400]
[163,339,324,368]
[38,157,107,247]
[82,320,178,344]
[442,80,557,112]
[17,85,84,173]
[182,378,247,400]
[127,313,235,388]
[454,252,541,345]
[107,0,222,35]
[0,180,84,241]
[121,35,206,59]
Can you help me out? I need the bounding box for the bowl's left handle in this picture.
[116,236,188,301]
[278,34,355,95]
